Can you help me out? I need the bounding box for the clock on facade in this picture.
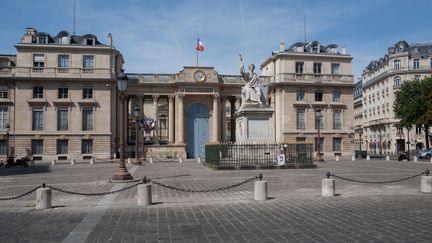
[193,70,206,82]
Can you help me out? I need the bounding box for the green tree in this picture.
[394,77,432,148]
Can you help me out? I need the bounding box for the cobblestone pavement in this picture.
[1,158,432,242]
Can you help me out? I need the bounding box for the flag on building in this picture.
[196,38,204,52]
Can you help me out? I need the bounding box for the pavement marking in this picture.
[62,166,139,243]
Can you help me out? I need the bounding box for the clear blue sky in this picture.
[1,0,431,80]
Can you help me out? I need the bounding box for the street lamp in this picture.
[112,71,133,181]
[314,110,324,162]
[359,129,363,158]
[133,105,141,165]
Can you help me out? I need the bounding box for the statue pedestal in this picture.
[235,105,274,143]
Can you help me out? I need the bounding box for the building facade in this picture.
[261,41,355,159]
[353,79,364,156]
[361,40,432,155]
[0,28,124,161]
[1,31,356,161]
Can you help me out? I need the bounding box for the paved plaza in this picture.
[1,158,432,242]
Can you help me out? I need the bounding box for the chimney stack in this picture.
[22,27,36,43]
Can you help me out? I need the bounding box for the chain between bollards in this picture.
[327,170,428,184]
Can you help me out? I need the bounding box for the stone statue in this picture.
[240,54,266,106]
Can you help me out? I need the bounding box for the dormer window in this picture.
[37,36,48,44]
[61,37,69,45]
[85,38,95,45]
[312,46,318,53]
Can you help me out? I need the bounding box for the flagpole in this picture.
[196,49,199,67]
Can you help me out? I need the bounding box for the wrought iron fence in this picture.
[205,143,314,168]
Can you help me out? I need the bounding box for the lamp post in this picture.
[133,105,141,165]
[314,110,324,162]
[359,129,363,158]
[112,71,133,181]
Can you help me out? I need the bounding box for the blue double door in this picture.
[186,103,209,158]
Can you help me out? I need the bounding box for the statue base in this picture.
[235,104,274,143]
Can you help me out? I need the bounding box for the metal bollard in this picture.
[70,158,75,165]
[366,155,370,161]
[351,155,355,161]
[149,156,153,163]
[197,156,201,163]
[90,158,94,164]
[51,159,56,166]
[179,156,183,163]
[386,155,390,161]
[138,184,152,206]
[322,172,335,197]
[414,156,418,162]
[254,181,267,201]
[36,185,51,209]
[127,158,131,164]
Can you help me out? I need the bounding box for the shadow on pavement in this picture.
[0,165,51,176]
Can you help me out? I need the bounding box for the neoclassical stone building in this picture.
[261,41,356,158]
[0,30,356,160]
[361,40,432,155]
[0,28,124,161]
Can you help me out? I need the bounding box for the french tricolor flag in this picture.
[196,38,204,52]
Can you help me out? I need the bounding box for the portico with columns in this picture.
[122,67,249,159]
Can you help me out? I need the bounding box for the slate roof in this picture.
[364,40,432,73]
[30,30,105,46]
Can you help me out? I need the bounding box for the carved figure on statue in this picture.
[240,54,267,107]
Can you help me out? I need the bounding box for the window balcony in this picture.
[15,67,111,79]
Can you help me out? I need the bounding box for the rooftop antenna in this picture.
[73,0,76,35]
[304,13,307,42]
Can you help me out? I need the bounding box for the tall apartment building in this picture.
[361,40,432,155]
[0,28,124,161]
[261,41,355,159]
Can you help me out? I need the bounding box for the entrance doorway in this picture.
[186,103,209,158]
[396,139,405,153]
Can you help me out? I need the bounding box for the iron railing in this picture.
[205,143,314,168]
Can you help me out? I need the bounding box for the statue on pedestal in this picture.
[240,54,266,107]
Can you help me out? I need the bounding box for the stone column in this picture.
[141,96,146,118]
[177,94,185,144]
[230,97,236,142]
[128,97,133,116]
[153,95,159,140]
[212,93,220,143]
[168,95,175,144]
[221,96,227,142]
[136,95,143,159]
